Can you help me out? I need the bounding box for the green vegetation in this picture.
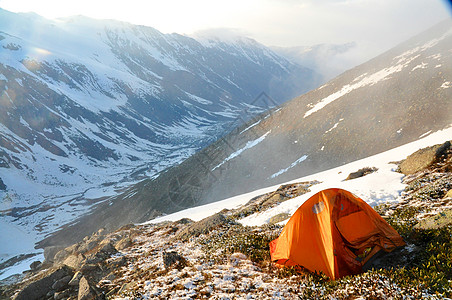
[381,212,452,296]
[199,224,280,265]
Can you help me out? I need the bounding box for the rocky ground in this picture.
[1,141,451,299]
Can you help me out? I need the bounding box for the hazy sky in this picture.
[0,0,450,52]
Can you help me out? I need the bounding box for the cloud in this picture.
[1,0,449,54]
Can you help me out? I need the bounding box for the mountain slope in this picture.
[0,8,319,258]
[271,42,364,81]
[3,129,451,297]
[43,19,452,249]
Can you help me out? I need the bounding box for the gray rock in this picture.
[176,213,233,241]
[345,167,378,180]
[13,266,72,300]
[51,275,72,292]
[163,251,187,270]
[399,141,451,175]
[268,213,291,225]
[80,263,98,273]
[414,209,452,230]
[98,240,117,254]
[444,189,452,199]
[44,246,63,262]
[63,253,85,269]
[77,240,100,254]
[29,260,41,271]
[54,289,71,300]
[53,249,70,263]
[68,271,83,286]
[115,237,132,250]
[78,276,95,300]
[0,177,6,190]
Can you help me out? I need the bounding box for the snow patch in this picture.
[185,92,213,105]
[304,63,406,118]
[240,119,262,134]
[269,155,308,179]
[212,131,271,171]
[440,81,451,89]
[419,130,432,138]
[325,118,344,134]
[411,62,428,71]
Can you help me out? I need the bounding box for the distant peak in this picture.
[192,28,258,46]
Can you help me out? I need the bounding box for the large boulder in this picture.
[414,209,452,230]
[399,141,451,175]
[268,213,291,225]
[13,266,73,300]
[176,213,233,241]
[78,276,95,300]
[345,167,378,180]
[63,254,85,269]
[162,251,187,270]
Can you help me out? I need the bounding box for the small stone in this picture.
[51,275,72,292]
[29,260,41,271]
[98,241,117,254]
[80,263,98,272]
[54,289,70,300]
[64,243,79,254]
[63,254,85,269]
[54,249,70,263]
[444,189,452,199]
[163,251,187,270]
[229,253,247,266]
[78,277,95,300]
[109,256,127,268]
[68,271,83,286]
[46,290,55,298]
[101,272,116,282]
[115,237,132,250]
[96,228,106,236]
[105,286,120,298]
[269,213,291,225]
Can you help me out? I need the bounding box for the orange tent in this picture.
[269,188,405,280]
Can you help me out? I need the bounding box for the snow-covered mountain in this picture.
[46,19,452,250]
[0,8,320,266]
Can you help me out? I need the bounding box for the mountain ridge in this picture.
[0,8,320,272]
[35,19,452,253]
